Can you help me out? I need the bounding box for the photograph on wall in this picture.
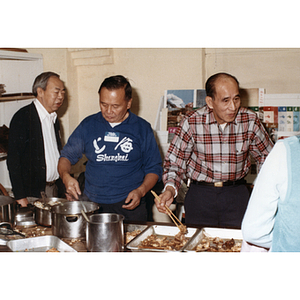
[164,89,195,142]
[164,89,194,111]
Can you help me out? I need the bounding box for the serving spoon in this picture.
[78,194,93,224]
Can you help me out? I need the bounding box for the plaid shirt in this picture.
[163,105,274,192]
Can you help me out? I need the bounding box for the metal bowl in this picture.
[34,197,68,227]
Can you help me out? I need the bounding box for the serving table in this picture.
[0,221,241,252]
[0,221,181,252]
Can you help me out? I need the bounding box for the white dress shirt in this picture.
[34,99,60,182]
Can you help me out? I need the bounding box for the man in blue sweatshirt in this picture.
[58,75,162,221]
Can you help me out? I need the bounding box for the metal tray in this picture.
[0,234,24,246]
[126,224,199,252]
[182,227,243,252]
[0,222,25,245]
[124,223,149,245]
[7,235,77,252]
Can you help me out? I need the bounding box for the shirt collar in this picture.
[34,99,57,123]
[99,109,132,124]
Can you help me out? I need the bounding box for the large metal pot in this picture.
[86,213,124,252]
[34,197,68,227]
[0,196,15,225]
[51,201,99,238]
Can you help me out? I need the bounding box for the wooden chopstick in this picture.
[151,190,184,228]
[167,210,179,227]
[165,204,182,226]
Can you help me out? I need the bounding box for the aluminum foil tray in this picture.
[126,224,199,252]
[182,227,243,252]
[7,235,77,252]
[124,223,148,245]
[0,235,24,246]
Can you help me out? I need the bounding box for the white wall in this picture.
[204,48,300,94]
[26,48,300,143]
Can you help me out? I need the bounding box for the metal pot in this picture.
[51,201,99,238]
[0,195,15,226]
[86,213,124,252]
[14,204,36,227]
[34,197,68,227]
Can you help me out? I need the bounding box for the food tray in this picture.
[126,224,199,252]
[7,235,77,252]
[181,227,243,252]
[124,223,148,245]
[0,235,24,246]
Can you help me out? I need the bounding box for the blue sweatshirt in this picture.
[61,110,162,204]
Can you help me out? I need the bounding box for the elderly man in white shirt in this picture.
[33,98,61,185]
[7,72,65,207]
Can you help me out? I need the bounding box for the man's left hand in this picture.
[122,189,142,210]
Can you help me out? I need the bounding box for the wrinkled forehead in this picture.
[215,77,239,93]
[46,76,65,89]
[215,76,238,86]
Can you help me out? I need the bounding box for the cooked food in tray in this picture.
[138,230,188,251]
[182,227,243,252]
[125,229,142,244]
[126,225,198,251]
[124,224,148,245]
[195,235,241,252]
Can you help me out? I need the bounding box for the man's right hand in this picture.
[64,175,81,201]
[154,186,176,214]
[58,157,81,201]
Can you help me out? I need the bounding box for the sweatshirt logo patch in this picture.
[114,137,133,153]
[93,136,133,162]
[93,137,106,153]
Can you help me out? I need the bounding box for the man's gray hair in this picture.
[32,71,60,97]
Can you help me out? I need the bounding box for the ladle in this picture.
[40,191,51,209]
[81,209,91,223]
[78,194,94,224]
[80,208,97,225]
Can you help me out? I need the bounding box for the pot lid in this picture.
[15,204,36,226]
[15,205,34,219]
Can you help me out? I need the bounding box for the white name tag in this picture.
[104,132,119,142]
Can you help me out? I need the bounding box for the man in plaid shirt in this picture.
[155,73,273,227]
